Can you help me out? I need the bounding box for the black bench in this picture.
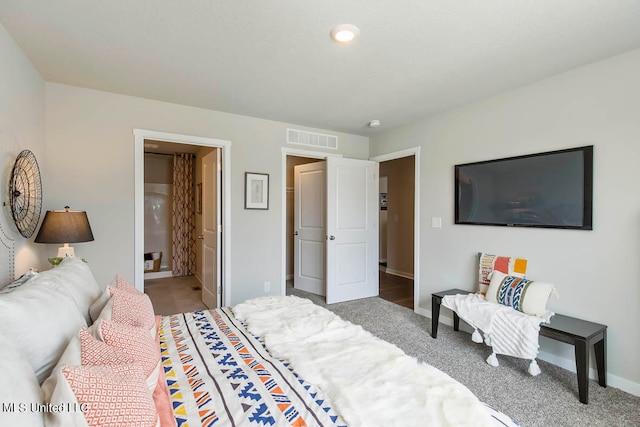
[431,288,607,404]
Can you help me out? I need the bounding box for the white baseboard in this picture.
[415,306,431,319]
[384,268,414,280]
[417,308,640,398]
[144,270,173,280]
[537,350,640,397]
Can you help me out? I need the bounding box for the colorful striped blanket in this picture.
[159,307,347,427]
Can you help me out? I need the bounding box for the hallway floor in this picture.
[146,270,414,315]
[145,275,207,315]
[378,269,414,309]
[287,270,414,309]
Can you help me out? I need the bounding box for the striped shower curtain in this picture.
[172,153,196,276]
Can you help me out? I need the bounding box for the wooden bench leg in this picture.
[575,339,589,404]
[431,296,441,338]
[594,331,607,388]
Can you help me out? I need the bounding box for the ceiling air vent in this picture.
[287,128,338,150]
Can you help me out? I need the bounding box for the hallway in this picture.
[378,270,413,309]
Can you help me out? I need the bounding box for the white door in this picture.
[201,149,220,308]
[326,157,379,304]
[294,161,326,295]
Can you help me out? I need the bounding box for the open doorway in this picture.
[133,129,231,308]
[371,147,420,312]
[285,155,325,294]
[281,148,379,304]
[140,140,218,312]
[378,155,415,309]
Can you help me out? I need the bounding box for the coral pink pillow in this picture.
[61,364,159,427]
[79,327,134,366]
[109,286,156,331]
[114,274,142,294]
[94,320,160,392]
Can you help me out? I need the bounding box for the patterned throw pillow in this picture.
[79,327,134,366]
[477,252,528,295]
[109,286,156,331]
[61,364,158,427]
[486,270,556,317]
[114,274,141,294]
[95,320,160,379]
[90,274,144,323]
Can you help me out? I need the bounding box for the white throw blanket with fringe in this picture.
[233,295,495,427]
[442,293,552,375]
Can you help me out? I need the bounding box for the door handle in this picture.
[328,235,335,240]
[294,231,299,236]
[197,235,204,240]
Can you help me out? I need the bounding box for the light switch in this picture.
[431,217,442,228]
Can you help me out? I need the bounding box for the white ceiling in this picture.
[2,1,640,136]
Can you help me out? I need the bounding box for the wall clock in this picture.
[8,150,42,238]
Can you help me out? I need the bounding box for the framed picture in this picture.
[245,172,269,210]
[196,183,202,213]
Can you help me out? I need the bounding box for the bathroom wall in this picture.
[144,153,173,272]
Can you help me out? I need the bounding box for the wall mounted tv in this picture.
[455,146,593,230]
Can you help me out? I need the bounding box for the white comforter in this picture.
[233,295,494,427]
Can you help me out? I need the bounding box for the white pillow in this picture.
[44,257,103,323]
[0,268,39,292]
[88,289,110,323]
[0,274,87,384]
[40,331,82,407]
[0,329,44,427]
[486,270,556,317]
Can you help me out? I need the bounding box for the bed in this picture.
[0,253,519,427]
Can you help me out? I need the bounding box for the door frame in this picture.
[133,129,232,307]
[370,147,421,312]
[280,147,342,296]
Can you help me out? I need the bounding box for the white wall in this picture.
[369,49,640,394]
[0,24,47,276]
[44,83,369,304]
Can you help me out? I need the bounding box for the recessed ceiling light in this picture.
[330,24,360,43]
[368,120,381,128]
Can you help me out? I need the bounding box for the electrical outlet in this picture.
[264,281,271,292]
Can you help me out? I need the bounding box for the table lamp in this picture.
[35,206,94,260]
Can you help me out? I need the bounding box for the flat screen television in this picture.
[455,146,593,230]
